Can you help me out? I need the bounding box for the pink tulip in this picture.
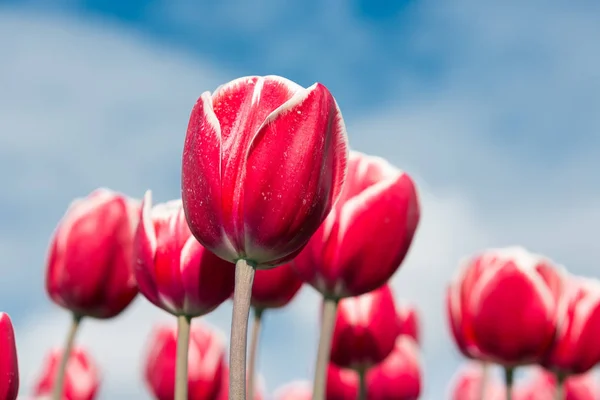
[182,75,348,267]
[46,188,139,318]
[293,151,420,299]
[448,363,505,400]
[330,285,399,370]
[251,263,303,310]
[144,322,226,400]
[396,303,420,344]
[326,364,358,400]
[447,246,563,366]
[273,381,312,400]
[0,313,19,400]
[134,192,236,317]
[542,275,600,375]
[33,347,100,400]
[515,368,598,400]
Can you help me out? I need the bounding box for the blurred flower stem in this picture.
[505,367,514,400]
[51,314,82,400]
[175,314,192,400]
[313,297,339,400]
[479,362,488,400]
[230,259,256,400]
[358,368,367,400]
[554,373,565,400]
[247,307,264,400]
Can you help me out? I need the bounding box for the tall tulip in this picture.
[45,188,139,400]
[293,151,419,400]
[248,264,303,399]
[181,75,348,400]
[0,313,19,400]
[144,322,226,400]
[396,303,420,344]
[33,347,100,400]
[447,246,563,398]
[448,363,505,400]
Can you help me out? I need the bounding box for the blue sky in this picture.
[1,0,600,399]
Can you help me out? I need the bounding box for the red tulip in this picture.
[181,75,349,267]
[134,191,236,317]
[33,347,100,400]
[367,336,421,400]
[273,381,312,400]
[396,303,420,344]
[251,263,303,310]
[46,188,139,318]
[542,275,600,375]
[448,363,505,400]
[515,368,598,400]
[293,151,420,299]
[0,313,18,400]
[330,285,399,370]
[144,322,226,400]
[326,364,358,400]
[446,246,563,366]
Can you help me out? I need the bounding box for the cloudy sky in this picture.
[1,0,599,398]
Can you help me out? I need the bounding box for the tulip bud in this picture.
[446,246,563,366]
[0,313,19,400]
[330,285,399,370]
[144,322,226,400]
[367,336,422,400]
[134,191,236,317]
[397,303,420,344]
[293,151,420,299]
[46,188,139,319]
[33,347,100,400]
[448,363,505,400]
[273,381,312,400]
[326,364,358,400]
[182,75,349,267]
[542,275,600,375]
[514,368,598,400]
[251,263,303,310]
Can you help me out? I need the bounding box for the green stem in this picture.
[357,368,367,400]
[479,362,489,400]
[554,372,565,400]
[312,296,339,400]
[51,314,82,400]
[229,259,256,400]
[504,367,514,400]
[175,314,192,400]
[247,308,264,400]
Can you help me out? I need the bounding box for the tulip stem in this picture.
[52,313,82,400]
[229,259,256,400]
[175,314,192,400]
[554,373,565,400]
[479,362,489,400]
[247,307,263,400]
[313,296,339,400]
[357,368,367,400]
[504,367,514,400]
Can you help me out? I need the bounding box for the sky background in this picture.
[1,0,600,398]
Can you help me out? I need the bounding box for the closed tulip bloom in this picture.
[447,246,563,366]
[46,188,139,319]
[367,336,421,400]
[273,381,312,400]
[0,313,19,400]
[396,303,420,344]
[515,368,598,400]
[542,276,600,376]
[448,363,505,400]
[33,347,100,400]
[293,151,420,299]
[182,75,348,267]
[134,191,236,317]
[144,322,226,400]
[251,263,303,310]
[326,364,358,400]
[330,285,400,370]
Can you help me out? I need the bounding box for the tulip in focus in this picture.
[515,368,598,400]
[134,191,236,317]
[542,275,600,376]
[33,347,100,400]
[181,75,349,267]
[330,285,399,370]
[326,364,358,400]
[251,264,303,310]
[367,336,421,400]
[0,313,19,400]
[396,303,420,344]
[144,322,226,400]
[273,382,312,400]
[449,363,505,400]
[446,246,563,366]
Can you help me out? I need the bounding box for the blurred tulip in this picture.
[330,285,399,370]
[182,75,348,267]
[144,322,226,400]
[447,246,563,366]
[33,347,99,400]
[251,264,303,310]
[273,381,312,400]
[542,275,600,375]
[46,188,139,319]
[293,151,420,299]
[367,336,421,400]
[134,191,236,317]
[326,364,358,400]
[448,363,505,400]
[0,313,19,400]
[396,303,420,344]
[515,368,598,400]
